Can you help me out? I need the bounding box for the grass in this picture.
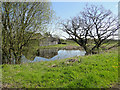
[28,39,117,50]
[2,48,119,88]
[38,41,79,49]
[38,44,68,49]
[28,40,79,50]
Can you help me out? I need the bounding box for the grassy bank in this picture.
[2,49,119,88]
[29,40,80,49]
[29,39,118,50]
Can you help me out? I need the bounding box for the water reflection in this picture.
[36,49,58,58]
[21,49,86,63]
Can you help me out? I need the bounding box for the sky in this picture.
[52,2,118,20]
[50,1,119,39]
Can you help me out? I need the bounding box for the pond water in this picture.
[21,49,86,63]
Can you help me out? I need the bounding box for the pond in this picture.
[21,49,86,63]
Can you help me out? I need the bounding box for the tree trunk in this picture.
[83,46,92,55]
[15,57,21,64]
[14,52,22,64]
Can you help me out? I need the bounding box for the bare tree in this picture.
[2,2,53,64]
[61,5,119,55]
[61,16,92,55]
[81,5,118,53]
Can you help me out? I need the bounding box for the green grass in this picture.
[37,40,79,49]
[29,39,117,50]
[38,44,68,49]
[2,49,119,88]
[28,40,79,49]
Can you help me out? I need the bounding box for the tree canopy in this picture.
[2,2,53,64]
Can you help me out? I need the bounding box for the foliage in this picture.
[2,49,118,88]
[2,2,53,64]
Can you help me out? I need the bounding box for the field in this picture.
[27,39,118,51]
[28,39,80,49]
[2,47,119,88]
[2,2,119,89]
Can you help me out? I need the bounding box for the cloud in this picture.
[116,4,118,8]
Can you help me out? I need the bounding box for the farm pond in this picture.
[21,49,86,63]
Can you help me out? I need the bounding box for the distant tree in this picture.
[46,16,62,38]
[2,2,53,64]
[61,5,119,55]
[44,32,52,37]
